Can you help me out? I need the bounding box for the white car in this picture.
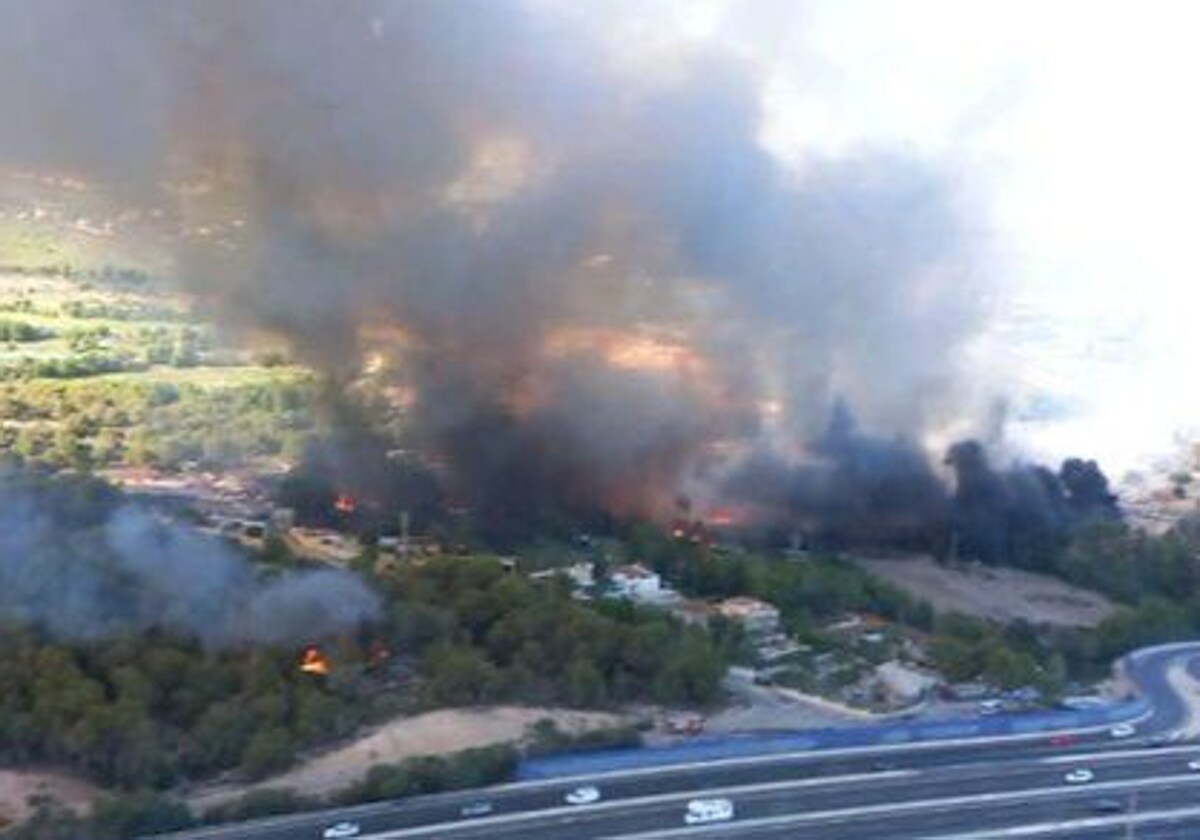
[684,798,735,825]
[565,785,601,805]
[1064,768,1095,784]
[1109,723,1136,738]
[322,823,361,840]
[1188,758,1200,771]
[460,801,493,818]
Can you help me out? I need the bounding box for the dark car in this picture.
[1090,799,1127,814]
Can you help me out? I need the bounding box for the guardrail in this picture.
[517,698,1151,780]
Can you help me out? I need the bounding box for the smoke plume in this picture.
[0,1,992,531]
[0,471,379,645]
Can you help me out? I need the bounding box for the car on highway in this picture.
[1048,733,1075,747]
[1188,758,1200,771]
[564,785,601,805]
[684,798,735,825]
[1064,768,1095,784]
[322,823,361,840]
[1109,723,1136,738]
[1090,799,1127,814]
[460,801,494,818]
[978,699,1003,715]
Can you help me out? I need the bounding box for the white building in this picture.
[530,561,595,591]
[609,563,663,602]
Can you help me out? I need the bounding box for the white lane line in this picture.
[1041,744,1200,764]
[1165,659,1200,739]
[610,774,1200,840]
[352,770,918,838]
[926,804,1200,838]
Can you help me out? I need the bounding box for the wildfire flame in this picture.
[299,645,330,676]
[334,493,357,514]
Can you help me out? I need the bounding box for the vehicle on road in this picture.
[1188,758,1200,771]
[1109,723,1136,738]
[1048,733,1075,747]
[322,823,361,840]
[684,798,735,825]
[1064,768,1095,784]
[978,699,1003,715]
[565,785,601,805]
[871,759,897,771]
[1090,799,1127,814]
[460,801,494,818]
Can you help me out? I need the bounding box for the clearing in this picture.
[186,705,628,812]
[0,768,100,826]
[856,554,1115,628]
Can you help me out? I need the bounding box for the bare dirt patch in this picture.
[186,705,628,812]
[856,554,1115,628]
[0,768,100,826]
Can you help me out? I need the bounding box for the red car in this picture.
[1049,733,1075,747]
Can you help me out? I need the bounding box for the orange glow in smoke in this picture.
[334,494,357,514]
[542,326,703,374]
[299,645,330,676]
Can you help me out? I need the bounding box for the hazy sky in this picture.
[574,0,1200,474]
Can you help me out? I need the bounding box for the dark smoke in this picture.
[723,403,949,549]
[0,1,992,532]
[0,470,379,646]
[723,405,1120,561]
[945,441,1119,567]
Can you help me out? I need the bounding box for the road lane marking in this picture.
[346,770,920,838]
[609,774,1200,839]
[926,803,1200,837]
[1041,744,1200,764]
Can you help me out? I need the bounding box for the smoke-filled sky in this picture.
[0,0,1190,516]
[630,0,1200,473]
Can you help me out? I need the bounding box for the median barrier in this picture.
[516,698,1149,780]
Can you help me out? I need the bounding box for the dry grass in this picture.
[0,768,100,825]
[857,554,1115,628]
[186,706,629,811]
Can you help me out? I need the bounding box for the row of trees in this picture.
[0,374,318,469]
[0,627,380,789]
[379,556,730,709]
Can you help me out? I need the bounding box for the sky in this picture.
[574,0,1200,476]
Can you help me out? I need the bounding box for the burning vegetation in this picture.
[0,0,1020,550]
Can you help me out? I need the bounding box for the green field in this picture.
[0,224,319,471]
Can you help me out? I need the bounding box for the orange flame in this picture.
[299,645,330,676]
[334,494,356,514]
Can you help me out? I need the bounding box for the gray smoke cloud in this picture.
[0,483,379,646]
[0,0,993,522]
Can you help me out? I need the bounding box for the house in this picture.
[717,596,781,636]
[610,563,663,601]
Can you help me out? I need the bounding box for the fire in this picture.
[334,493,357,514]
[705,508,739,527]
[542,326,703,374]
[299,645,330,676]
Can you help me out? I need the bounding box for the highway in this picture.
[153,642,1200,839]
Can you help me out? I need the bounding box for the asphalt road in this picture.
[153,642,1200,840]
